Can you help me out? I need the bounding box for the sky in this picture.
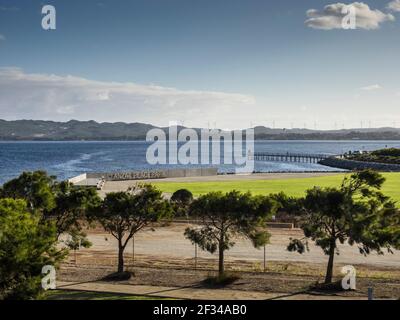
[0,0,399,130]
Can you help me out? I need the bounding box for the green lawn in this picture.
[153,173,400,203]
[44,290,172,300]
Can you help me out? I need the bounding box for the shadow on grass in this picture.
[265,281,355,300]
[45,290,162,300]
[100,271,134,282]
[198,272,241,289]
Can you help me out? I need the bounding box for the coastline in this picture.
[1,139,400,142]
[1,140,398,185]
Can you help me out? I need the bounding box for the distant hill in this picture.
[253,126,400,140]
[1,119,400,141]
[0,120,156,140]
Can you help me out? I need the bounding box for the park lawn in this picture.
[153,173,400,203]
[44,290,174,300]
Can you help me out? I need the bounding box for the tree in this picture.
[185,191,276,277]
[0,171,56,212]
[270,192,302,224]
[47,181,101,241]
[0,171,100,243]
[64,228,92,265]
[171,189,193,205]
[0,198,66,300]
[91,184,172,273]
[287,170,400,284]
[170,189,194,217]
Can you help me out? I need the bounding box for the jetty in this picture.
[251,152,333,164]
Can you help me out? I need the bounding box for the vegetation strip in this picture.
[1,169,399,299]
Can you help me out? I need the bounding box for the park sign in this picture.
[70,168,218,186]
[87,168,218,181]
[90,170,167,181]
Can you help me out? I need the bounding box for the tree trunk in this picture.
[117,239,124,273]
[218,232,225,278]
[325,240,336,284]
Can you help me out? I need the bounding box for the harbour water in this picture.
[0,140,399,184]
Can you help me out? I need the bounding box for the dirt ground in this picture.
[59,264,400,299]
[63,223,400,267]
[58,224,400,299]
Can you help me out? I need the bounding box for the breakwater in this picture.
[320,157,400,172]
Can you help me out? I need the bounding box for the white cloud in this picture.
[0,67,255,127]
[360,84,382,91]
[305,2,395,30]
[387,0,400,12]
[0,34,5,41]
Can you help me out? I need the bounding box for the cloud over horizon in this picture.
[360,84,382,91]
[388,0,400,12]
[305,2,395,30]
[0,67,256,127]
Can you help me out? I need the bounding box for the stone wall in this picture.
[320,157,400,172]
[85,168,218,181]
[68,173,87,184]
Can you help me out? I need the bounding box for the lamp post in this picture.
[132,235,135,268]
[194,243,198,271]
[263,245,266,272]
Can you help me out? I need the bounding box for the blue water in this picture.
[0,140,399,184]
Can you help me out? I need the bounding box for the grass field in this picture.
[153,173,400,203]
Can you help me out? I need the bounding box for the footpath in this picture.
[57,281,367,300]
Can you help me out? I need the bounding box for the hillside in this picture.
[0,119,156,140]
[1,119,400,141]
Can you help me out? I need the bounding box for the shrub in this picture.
[372,148,400,157]
[0,199,66,300]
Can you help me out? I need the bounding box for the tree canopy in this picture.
[170,189,194,217]
[0,171,101,242]
[91,184,172,273]
[287,170,400,284]
[171,189,193,205]
[185,190,277,277]
[47,181,101,240]
[0,171,57,212]
[0,198,66,300]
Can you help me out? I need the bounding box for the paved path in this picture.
[57,281,366,300]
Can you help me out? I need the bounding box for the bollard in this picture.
[132,235,135,268]
[194,243,198,271]
[263,245,266,272]
[368,287,374,300]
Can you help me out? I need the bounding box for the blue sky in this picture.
[0,0,399,129]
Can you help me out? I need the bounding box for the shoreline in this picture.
[1,139,400,142]
[0,171,347,187]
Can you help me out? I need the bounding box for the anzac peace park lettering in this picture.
[83,168,218,182]
[92,170,167,181]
